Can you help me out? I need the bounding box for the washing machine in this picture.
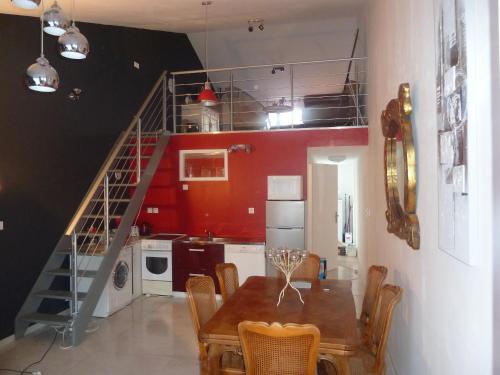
[77,246,133,318]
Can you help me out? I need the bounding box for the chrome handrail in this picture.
[64,71,167,235]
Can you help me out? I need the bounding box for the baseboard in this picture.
[172,291,221,301]
[386,348,398,375]
[0,309,71,354]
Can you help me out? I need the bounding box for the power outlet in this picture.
[248,207,255,214]
[182,184,189,191]
[152,207,159,214]
[147,207,153,214]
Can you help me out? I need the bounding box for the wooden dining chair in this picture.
[216,263,239,304]
[186,276,245,375]
[277,253,321,280]
[238,321,320,375]
[359,265,388,338]
[318,284,403,375]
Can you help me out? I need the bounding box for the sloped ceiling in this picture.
[0,0,366,33]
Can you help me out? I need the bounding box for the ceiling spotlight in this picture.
[11,0,40,10]
[271,66,285,74]
[59,24,89,59]
[42,1,69,36]
[248,18,264,33]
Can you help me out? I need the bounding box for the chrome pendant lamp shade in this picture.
[197,1,217,107]
[25,16,59,93]
[42,1,69,36]
[11,0,40,9]
[58,25,89,59]
[26,56,59,92]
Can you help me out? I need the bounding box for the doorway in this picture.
[306,146,366,311]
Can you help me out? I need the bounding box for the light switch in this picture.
[153,207,159,214]
[248,207,255,214]
[147,207,153,214]
[0,221,3,230]
[133,61,140,69]
[182,184,189,191]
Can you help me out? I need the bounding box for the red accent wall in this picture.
[136,127,367,240]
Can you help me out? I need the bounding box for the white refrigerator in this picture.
[265,200,305,275]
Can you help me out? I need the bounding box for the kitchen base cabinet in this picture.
[173,241,224,293]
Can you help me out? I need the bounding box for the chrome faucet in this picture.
[205,229,214,239]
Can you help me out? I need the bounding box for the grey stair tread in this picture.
[115,155,151,159]
[20,313,72,326]
[46,268,98,278]
[130,131,162,135]
[81,214,121,219]
[90,198,130,202]
[107,183,137,187]
[108,169,134,173]
[35,290,87,300]
[123,143,157,147]
[56,248,72,255]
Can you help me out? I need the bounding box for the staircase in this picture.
[15,71,171,346]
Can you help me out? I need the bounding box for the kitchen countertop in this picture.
[77,234,265,256]
[175,235,265,246]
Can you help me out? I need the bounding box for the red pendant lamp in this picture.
[198,1,217,107]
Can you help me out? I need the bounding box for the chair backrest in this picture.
[278,253,320,280]
[238,321,320,375]
[369,284,403,374]
[360,265,388,326]
[186,276,218,360]
[215,263,240,304]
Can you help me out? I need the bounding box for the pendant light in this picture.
[58,0,89,59]
[11,0,40,10]
[42,1,69,36]
[25,13,59,92]
[197,1,217,107]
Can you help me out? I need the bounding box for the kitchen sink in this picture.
[182,236,227,243]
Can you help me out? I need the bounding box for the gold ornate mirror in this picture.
[381,83,420,249]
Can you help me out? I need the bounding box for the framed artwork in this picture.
[435,0,471,263]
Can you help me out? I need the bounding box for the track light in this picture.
[248,18,264,32]
[11,0,40,10]
[271,66,285,75]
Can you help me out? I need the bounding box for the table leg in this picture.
[207,343,223,375]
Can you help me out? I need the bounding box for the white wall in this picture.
[365,1,493,374]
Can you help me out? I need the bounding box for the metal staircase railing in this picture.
[15,71,171,346]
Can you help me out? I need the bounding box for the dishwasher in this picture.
[224,244,266,285]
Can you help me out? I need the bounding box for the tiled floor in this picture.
[0,296,200,375]
[0,265,363,375]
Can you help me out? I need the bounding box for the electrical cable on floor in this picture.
[0,328,58,375]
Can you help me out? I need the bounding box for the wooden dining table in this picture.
[199,276,360,375]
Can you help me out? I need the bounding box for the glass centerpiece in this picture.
[266,248,308,306]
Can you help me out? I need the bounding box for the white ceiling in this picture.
[0,0,366,33]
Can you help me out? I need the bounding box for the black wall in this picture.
[0,14,202,340]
